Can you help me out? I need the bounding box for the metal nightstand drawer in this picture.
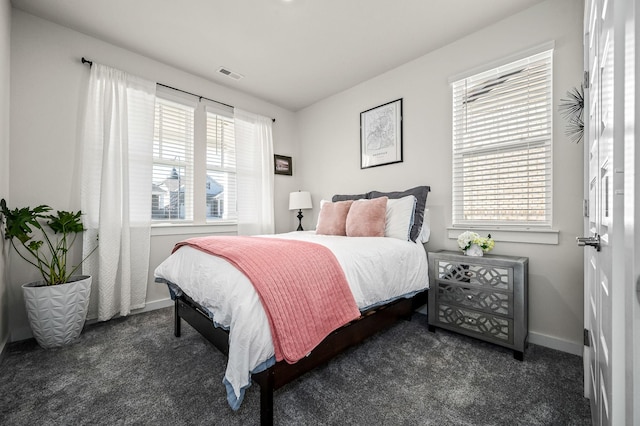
[437,303,513,344]
[436,260,513,292]
[436,282,513,317]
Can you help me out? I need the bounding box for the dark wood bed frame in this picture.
[173,289,428,425]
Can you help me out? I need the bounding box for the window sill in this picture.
[447,226,559,245]
[151,222,237,237]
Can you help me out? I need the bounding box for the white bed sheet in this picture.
[153,231,429,408]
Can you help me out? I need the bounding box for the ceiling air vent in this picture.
[217,67,244,81]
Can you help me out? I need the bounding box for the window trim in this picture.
[451,44,554,229]
[447,226,559,245]
[151,222,237,236]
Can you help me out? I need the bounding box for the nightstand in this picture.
[427,250,528,360]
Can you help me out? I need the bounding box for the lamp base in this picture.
[296,209,304,231]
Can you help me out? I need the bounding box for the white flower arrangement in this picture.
[457,231,495,253]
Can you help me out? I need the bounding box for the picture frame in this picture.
[360,98,403,169]
[274,154,293,176]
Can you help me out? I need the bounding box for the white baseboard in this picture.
[85,297,174,326]
[109,298,586,358]
[10,326,33,343]
[528,331,583,356]
[9,297,583,357]
[414,305,582,356]
[11,298,175,342]
[108,300,585,357]
[132,297,173,314]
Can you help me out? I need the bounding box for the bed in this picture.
[154,186,431,425]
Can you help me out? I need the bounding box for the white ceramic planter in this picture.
[22,275,92,349]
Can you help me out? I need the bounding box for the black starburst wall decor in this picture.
[558,84,584,144]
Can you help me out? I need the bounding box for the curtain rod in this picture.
[81,57,275,123]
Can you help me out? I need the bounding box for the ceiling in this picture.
[11,0,547,111]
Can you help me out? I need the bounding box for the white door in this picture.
[583,0,613,424]
[622,1,640,423]
[582,0,637,424]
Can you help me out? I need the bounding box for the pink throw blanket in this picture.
[173,236,360,363]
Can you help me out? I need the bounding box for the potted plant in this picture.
[457,231,495,257]
[0,199,96,348]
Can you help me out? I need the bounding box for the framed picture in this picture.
[274,154,293,176]
[360,98,403,169]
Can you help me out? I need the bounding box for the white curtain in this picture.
[81,63,156,321]
[234,109,274,235]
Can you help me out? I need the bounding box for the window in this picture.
[152,96,194,221]
[451,48,553,228]
[151,91,237,224]
[206,109,237,221]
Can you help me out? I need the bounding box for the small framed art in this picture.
[274,154,293,176]
[360,98,403,169]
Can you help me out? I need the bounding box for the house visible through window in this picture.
[451,48,553,228]
[152,92,237,223]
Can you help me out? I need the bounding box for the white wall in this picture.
[296,0,585,354]
[8,9,301,341]
[0,0,11,353]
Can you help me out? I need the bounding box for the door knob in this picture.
[577,234,601,251]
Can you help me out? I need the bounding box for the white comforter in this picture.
[154,231,429,409]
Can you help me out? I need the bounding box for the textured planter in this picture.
[22,276,92,348]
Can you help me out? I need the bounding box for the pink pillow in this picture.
[316,200,354,236]
[346,197,388,237]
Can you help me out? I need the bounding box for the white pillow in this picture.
[385,195,416,240]
[418,208,431,243]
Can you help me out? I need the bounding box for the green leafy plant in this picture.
[0,199,96,285]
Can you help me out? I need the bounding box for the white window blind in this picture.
[152,96,194,221]
[206,108,237,221]
[452,49,553,227]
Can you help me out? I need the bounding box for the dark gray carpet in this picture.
[0,307,590,425]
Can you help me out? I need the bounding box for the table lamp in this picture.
[289,191,313,231]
